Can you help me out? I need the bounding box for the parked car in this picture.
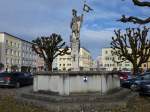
[119,71,132,80]
[120,74,142,88]
[119,72,133,88]
[0,72,33,88]
[130,72,150,92]
[138,82,150,96]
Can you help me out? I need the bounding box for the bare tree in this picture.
[111,27,150,75]
[119,0,150,24]
[32,33,70,71]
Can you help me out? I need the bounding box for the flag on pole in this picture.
[83,3,93,12]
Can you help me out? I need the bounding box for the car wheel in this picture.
[15,82,20,88]
[130,84,138,91]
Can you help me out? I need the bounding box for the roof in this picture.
[0,32,32,44]
[80,46,90,53]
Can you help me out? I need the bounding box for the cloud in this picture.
[0,0,149,59]
[86,10,120,22]
[80,27,115,58]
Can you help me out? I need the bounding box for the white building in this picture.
[0,32,22,71]
[101,48,132,71]
[0,32,37,72]
[52,47,92,71]
[92,56,104,71]
[21,40,37,72]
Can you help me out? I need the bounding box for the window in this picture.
[14,51,16,56]
[105,50,108,54]
[5,49,8,54]
[67,58,71,60]
[10,41,13,46]
[11,49,13,55]
[6,40,8,45]
[11,58,13,64]
[14,43,16,47]
[112,57,114,61]
[18,60,20,64]
[18,52,20,56]
[67,64,71,66]
[119,64,122,66]
[125,64,130,66]
[6,58,9,64]
[143,74,150,80]
[16,51,18,56]
[118,57,121,60]
[111,50,114,55]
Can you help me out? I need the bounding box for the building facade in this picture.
[52,47,92,71]
[0,32,22,71]
[101,48,132,71]
[21,40,37,72]
[92,56,104,71]
[0,32,39,72]
[36,56,45,72]
[79,48,92,71]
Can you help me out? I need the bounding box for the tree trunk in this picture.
[46,61,53,71]
[132,64,139,75]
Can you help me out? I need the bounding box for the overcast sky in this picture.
[0,0,149,59]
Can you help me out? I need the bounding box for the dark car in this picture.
[119,72,133,88]
[119,72,132,81]
[122,75,140,90]
[138,82,150,96]
[130,73,150,92]
[0,72,33,88]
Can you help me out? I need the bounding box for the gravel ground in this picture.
[0,86,150,112]
[0,86,49,112]
[127,94,150,112]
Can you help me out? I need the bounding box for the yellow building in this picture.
[79,47,92,71]
[141,58,150,71]
[53,47,92,71]
[0,32,22,71]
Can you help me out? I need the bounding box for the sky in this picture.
[0,0,149,59]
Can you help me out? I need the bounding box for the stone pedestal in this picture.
[33,71,120,96]
[70,36,80,71]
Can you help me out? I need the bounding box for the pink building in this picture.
[36,56,45,72]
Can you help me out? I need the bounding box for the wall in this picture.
[34,71,120,95]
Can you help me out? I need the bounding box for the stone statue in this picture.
[70,9,83,38]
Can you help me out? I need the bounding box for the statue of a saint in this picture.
[70,9,83,38]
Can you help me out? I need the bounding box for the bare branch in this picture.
[132,0,150,7]
[111,27,150,74]
[32,33,69,71]
[118,15,150,24]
